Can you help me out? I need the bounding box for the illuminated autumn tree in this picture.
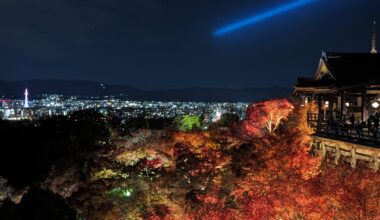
[175,115,202,132]
[12,98,380,220]
[243,98,294,137]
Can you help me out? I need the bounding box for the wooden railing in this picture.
[311,136,380,170]
[315,124,380,147]
[307,112,380,147]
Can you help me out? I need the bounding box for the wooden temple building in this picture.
[293,22,380,170]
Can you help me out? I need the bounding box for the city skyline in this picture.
[0,90,248,122]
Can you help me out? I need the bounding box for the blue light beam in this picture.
[214,0,315,36]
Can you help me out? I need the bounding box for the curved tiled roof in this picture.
[295,52,380,90]
[322,52,380,85]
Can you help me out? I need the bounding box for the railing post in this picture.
[351,147,357,169]
[322,142,326,161]
[335,145,341,165]
[373,155,379,172]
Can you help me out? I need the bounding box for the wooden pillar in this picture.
[335,145,341,165]
[317,96,323,124]
[328,95,334,118]
[373,154,379,171]
[351,147,357,169]
[322,142,326,161]
[341,91,345,119]
[309,140,315,151]
[361,87,367,121]
[317,96,322,113]
[337,96,342,111]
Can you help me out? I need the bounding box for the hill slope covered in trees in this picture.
[1,99,380,219]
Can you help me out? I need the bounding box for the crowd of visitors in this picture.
[323,112,380,141]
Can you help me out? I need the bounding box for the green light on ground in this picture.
[107,187,133,200]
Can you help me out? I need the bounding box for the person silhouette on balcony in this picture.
[368,116,372,130]
[348,114,355,135]
[373,113,379,141]
[349,114,355,126]
[355,121,365,140]
[327,115,335,135]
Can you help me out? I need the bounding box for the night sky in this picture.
[0,0,379,89]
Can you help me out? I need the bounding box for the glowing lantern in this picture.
[304,97,308,104]
[372,101,380,109]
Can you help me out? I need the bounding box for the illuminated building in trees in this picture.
[293,22,380,169]
[294,21,380,122]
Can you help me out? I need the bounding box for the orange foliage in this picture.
[171,101,380,219]
[71,99,380,220]
[243,98,294,137]
[172,131,218,147]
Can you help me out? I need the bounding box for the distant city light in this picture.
[214,0,315,36]
[345,102,350,107]
[0,94,249,122]
[212,108,223,122]
[24,88,29,108]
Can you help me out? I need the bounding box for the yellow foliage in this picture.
[91,169,128,181]
[172,132,220,157]
[116,148,152,166]
[116,148,172,169]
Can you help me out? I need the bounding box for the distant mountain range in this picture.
[0,80,291,102]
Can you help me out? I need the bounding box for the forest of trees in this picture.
[1,99,380,219]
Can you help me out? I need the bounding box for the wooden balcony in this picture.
[308,113,380,170]
[307,111,380,146]
[310,136,380,171]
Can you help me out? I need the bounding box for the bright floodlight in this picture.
[214,0,315,36]
[372,101,380,109]
[324,101,329,107]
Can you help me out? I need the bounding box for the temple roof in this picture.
[321,52,380,85]
[295,76,334,87]
[295,51,380,90]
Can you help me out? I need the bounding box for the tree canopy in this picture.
[175,115,202,132]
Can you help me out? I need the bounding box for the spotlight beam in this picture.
[214,0,315,36]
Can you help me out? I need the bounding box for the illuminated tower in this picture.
[371,21,377,54]
[24,88,29,108]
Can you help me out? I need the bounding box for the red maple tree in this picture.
[242,98,294,137]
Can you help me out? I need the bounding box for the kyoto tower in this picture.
[24,88,29,108]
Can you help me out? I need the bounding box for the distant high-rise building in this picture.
[371,21,377,54]
[24,88,29,108]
